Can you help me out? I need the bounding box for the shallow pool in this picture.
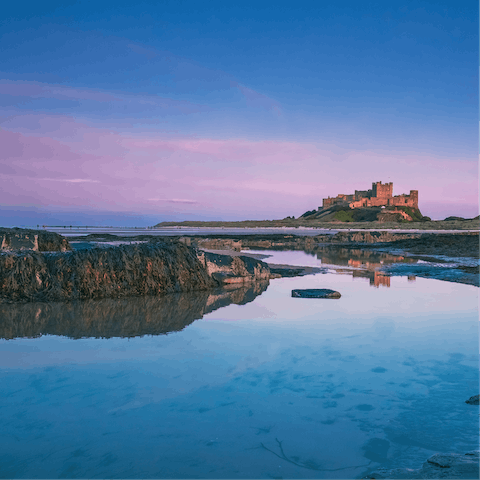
[0,271,478,478]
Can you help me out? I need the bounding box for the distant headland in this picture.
[153,180,478,228]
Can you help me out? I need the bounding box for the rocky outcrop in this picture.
[314,231,421,244]
[0,281,269,339]
[0,228,70,252]
[377,211,412,223]
[196,250,271,285]
[0,243,274,304]
[1,232,39,251]
[0,243,217,303]
[172,232,422,250]
[377,233,480,258]
[193,237,243,251]
[364,451,479,479]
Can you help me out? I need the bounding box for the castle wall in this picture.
[349,198,369,208]
[390,190,418,209]
[323,197,337,208]
[355,190,372,201]
[322,194,353,208]
[349,197,392,208]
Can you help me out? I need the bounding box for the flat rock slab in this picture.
[292,288,341,299]
[270,264,325,277]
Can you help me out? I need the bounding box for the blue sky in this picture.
[0,0,478,225]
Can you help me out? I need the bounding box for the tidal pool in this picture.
[0,264,478,478]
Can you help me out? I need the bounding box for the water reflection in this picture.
[316,248,419,288]
[0,273,477,479]
[353,270,394,287]
[329,268,394,287]
[246,247,419,288]
[0,281,269,340]
[314,246,416,269]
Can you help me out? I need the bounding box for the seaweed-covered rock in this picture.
[0,243,273,303]
[0,243,216,303]
[0,228,70,252]
[196,250,271,285]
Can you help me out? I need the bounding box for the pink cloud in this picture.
[149,198,199,204]
[0,115,477,219]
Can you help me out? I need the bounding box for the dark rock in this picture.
[0,227,70,252]
[270,265,309,277]
[197,251,271,285]
[291,288,341,299]
[465,394,479,405]
[364,451,479,479]
[0,243,217,303]
[268,263,328,278]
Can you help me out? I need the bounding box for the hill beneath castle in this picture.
[299,204,430,223]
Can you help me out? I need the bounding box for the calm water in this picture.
[0,253,478,478]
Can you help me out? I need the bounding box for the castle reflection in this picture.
[314,247,417,288]
[353,270,392,287]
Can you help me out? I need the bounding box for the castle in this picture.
[322,181,418,210]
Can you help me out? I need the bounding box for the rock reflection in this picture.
[0,281,269,340]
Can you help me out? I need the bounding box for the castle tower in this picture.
[372,181,393,199]
[409,190,418,209]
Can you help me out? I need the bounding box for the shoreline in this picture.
[1,229,478,304]
[43,225,480,237]
[68,230,478,287]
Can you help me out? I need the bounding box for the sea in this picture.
[0,246,478,479]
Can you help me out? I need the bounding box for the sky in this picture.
[0,0,478,226]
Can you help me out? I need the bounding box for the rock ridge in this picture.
[0,243,274,304]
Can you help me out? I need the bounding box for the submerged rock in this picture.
[465,394,479,405]
[291,288,341,299]
[269,264,325,277]
[364,451,479,479]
